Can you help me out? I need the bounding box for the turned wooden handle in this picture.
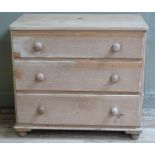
[110,107,119,116]
[37,106,45,115]
[36,73,45,82]
[33,42,43,51]
[111,43,121,52]
[110,73,120,83]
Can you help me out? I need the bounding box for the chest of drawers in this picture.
[10,14,148,139]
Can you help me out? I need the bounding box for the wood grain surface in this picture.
[12,31,145,59]
[14,60,143,92]
[16,93,140,127]
[9,14,148,30]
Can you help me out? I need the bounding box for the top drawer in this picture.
[12,31,145,59]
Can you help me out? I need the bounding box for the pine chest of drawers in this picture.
[10,14,148,139]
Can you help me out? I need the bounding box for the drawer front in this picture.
[15,60,142,92]
[16,94,140,127]
[12,31,144,59]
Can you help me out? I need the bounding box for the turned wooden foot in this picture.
[130,134,140,140]
[17,131,28,137]
[125,130,141,140]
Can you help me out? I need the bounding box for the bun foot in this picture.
[17,131,28,137]
[130,134,140,140]
[125,130,141,140]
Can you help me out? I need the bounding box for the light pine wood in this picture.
[9,14,148,30]
[125,130,142,140]
[14,125,141,132]
[1,108,155,142]
[10,14,148,138]
[17,131,28,137]
[14,60,143,92]
[16,93,140,127]
[12,31,145,59]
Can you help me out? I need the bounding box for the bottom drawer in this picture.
[16,93,141,127]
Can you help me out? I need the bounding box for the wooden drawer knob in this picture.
[37,106,45,115]
[33,42,43,51]
[110,73,120,83]
[36,73,45,82]
[110,107,119,116]
[111,43,121,52]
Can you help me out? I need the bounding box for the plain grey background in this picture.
[0,13,154,108]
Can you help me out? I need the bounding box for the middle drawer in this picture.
[14,60,142,92]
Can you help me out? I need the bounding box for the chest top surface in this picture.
[10,14,148,31]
